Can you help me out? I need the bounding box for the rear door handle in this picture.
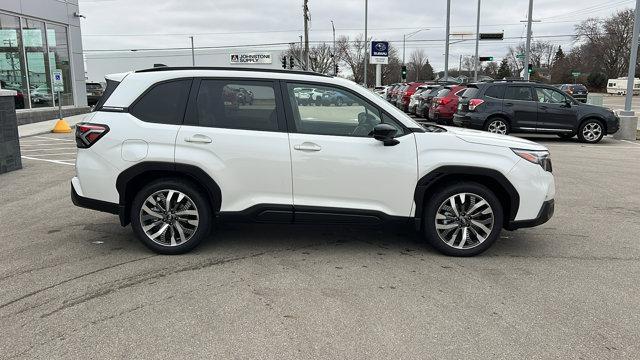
[539,105,548,110]
[185,134,212,144]
[294,142,322,152]
[504,102,514,106]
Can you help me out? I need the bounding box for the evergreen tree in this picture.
[497,58,512,79]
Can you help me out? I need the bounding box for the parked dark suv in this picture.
[453,81,619,143]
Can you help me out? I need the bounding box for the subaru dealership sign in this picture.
[370,41,389,64]
[230,53,273,64]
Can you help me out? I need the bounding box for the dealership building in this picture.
[0,0,88,124]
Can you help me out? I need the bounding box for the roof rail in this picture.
[135,66,332,77]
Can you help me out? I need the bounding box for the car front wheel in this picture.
[578,119,604,143]
[131,179,211,255]
[423,182,503,256]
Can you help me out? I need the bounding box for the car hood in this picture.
[441,126,548,150]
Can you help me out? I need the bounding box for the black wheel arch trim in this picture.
[115,161,222,226]
[413,166,520,228]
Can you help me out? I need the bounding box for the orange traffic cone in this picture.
[52,118,72,133]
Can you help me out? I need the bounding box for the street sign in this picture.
[516,54,525,59]
[52,70,64,92]
[479,32,504,40]
[571,71,581,77]
[370,41,389,65]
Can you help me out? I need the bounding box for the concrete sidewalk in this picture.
[18,113,93,138]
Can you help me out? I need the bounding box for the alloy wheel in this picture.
[487,120,508,134]
[582,122,602,142]
[139,189,199,247]
[434,192,494,250]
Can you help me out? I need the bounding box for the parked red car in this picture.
[398,82,425,112]
[429,85,467,125]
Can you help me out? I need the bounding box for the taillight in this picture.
[76,123,109,148]
[468,99,485,111]
[439,98,452,105]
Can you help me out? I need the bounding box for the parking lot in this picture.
[1,130,639,359]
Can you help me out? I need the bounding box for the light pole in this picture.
[444,0,451,81]
[331,20,336,76]
[615,0,640,141]
[523,0,533,80]
[402,28,429,78]
[473,0,481,82]
[363,0,368,88]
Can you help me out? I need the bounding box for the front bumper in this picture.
[506,199,554,230]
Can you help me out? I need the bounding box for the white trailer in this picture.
[607,77,640,95]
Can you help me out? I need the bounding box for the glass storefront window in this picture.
[47,23,73,106]
[0,13,28,109]
[22,18,52,108]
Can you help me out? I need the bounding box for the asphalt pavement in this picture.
[0,131,639,359]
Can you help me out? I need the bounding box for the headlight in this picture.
[512,148,552,172]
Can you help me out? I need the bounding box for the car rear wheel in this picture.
[423,182,503,257]
[485,118,510,135]
[577,119,604,143]
[131,179,212,255]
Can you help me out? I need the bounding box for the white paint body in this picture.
[73,69,554,223]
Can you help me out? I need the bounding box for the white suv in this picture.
[72,67,555,256]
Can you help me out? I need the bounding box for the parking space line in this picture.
[21,156,75,166]
[20,143,73,147]
[21,148,77,152]
[23,152,77,157]
[620,140,640,146]
[32,136,75,142]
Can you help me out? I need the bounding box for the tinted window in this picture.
[484,85,505,99]
[130,80,191,124]
[195,80,279,131]
[436,88,451,97]
[536,87,567,104]
[461,87,479,98]
[287,83,404,137]
[504,86,533,101]
[573,84,588,92]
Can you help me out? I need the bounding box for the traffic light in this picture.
[334,64,339,75]
[289,56,294,69]
[281,56,287,69]
[527,63,533,74]
[401,65,407,79]
[478,56,494,62]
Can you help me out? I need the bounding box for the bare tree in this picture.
[336,34,368,84]
[286,42,334,74]
[407,49,427,81]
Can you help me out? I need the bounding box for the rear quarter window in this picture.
[460,87,479,98]
[129,79,192,125]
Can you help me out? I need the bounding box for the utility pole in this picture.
[363,0,368,88]
[444,0,451,81]
[402,34,406,66]
[299,35,303,69]
[523,0,533,80]
[331,20,336,76]
[303,0,310,71]
[474,0,481,81]
[189,36,195,66]
[459,54,462,75]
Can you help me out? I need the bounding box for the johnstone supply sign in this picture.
[229,53,273,64]
[370,41,389,65]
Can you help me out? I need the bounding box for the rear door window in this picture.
[504,86,534,101]
[192,80,280,132]
[484,85,505,99]
[436,88,451,97]
[130,79,192,124]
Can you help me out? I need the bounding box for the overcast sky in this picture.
[79,0,635,80]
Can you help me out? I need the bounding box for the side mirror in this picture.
[564,99,572,107]
[372,123,399,146]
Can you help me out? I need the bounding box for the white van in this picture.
[606,77,640,95]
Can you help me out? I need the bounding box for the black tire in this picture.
[131,178,212,255]
[423,182,503,257]
[577,119,605,143]
[557,133,575,139]
[484,117,510,135]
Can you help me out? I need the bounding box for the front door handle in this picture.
[539,105,548,110]
[504,102,514,107]
[294,142,321,152]
[185,134,212,144]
